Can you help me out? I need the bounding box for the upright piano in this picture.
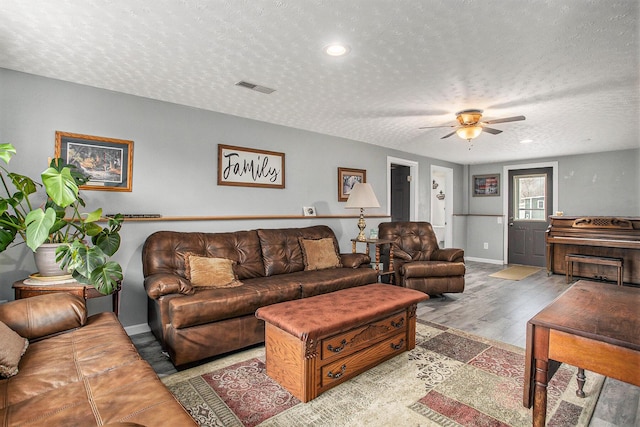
[546,216,640,285]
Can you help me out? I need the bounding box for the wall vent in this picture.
[235,80,276,94]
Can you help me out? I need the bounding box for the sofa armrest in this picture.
[431,248,465,262]
[340,253,372,268]
[0,293,87,340]
[145,273,195,299]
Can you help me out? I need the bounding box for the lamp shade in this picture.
[345,183,380,209]
[456,125,483,141]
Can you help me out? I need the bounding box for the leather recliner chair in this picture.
[378,221,465,295]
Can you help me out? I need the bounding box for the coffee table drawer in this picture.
[320,333,406,390]
[321,311,407,362]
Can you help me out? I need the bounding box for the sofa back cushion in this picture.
[378,221,439,261]
[143,230,265,280]
[258,226,340,276]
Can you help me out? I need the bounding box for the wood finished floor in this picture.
[131,261,639,426]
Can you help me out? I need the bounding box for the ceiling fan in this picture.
[419,109,525,142]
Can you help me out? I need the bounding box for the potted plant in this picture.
[0,143,123,295]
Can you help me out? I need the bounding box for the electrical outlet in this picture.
[483,242,489,249]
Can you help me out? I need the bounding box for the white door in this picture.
[431,165,453,248]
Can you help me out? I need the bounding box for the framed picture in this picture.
[218,144,285,189]
[472,174,500,196]
[55,131,133,192]
[302,206,317,216]
[338,167,366,202]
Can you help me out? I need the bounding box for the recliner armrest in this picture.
[431,248,464,263]
[0,293,87,340]
[340,253,372,268]
[145,273,195,299]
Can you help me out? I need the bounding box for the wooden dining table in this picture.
[523,280,640,426]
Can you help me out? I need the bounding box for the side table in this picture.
[13,278,121,317]
[351,238,394,281]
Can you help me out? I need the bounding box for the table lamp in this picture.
[345,182,380,241]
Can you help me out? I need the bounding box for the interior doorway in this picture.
[430,165,453,248]
[387,157,419,221]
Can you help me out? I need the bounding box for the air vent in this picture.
[235,80,276,94]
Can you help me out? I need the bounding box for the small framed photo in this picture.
[338,167,366,202]
[472,174,500,197]
[55,131,134,192]
[303,206,317,216]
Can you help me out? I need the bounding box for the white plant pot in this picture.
[34,243,70,277]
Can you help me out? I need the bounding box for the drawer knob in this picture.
[391,318,404,328]
[327,339,347,353]
[327,364,347,379]
[390,339,405,350]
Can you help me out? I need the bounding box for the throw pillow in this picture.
[0,320,29,378]
[300,237,342,271]
[184,254,242,288]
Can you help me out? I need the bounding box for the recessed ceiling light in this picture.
[520,139,534,144]
[324,43,350,56]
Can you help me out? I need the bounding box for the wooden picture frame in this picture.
[218,144,285,189]
[55,131,133,192]
[338,167,366,202]
[472,173,500,197]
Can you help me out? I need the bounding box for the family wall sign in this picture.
[217,144,285,189]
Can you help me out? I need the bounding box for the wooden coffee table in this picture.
[523,280,640,426]
[256,284,428,402]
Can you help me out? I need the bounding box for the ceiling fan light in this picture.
[456,126,483,141]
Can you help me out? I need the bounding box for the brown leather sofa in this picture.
[378,221,465,295]
[0,292,196,426]
[142,225,378,366]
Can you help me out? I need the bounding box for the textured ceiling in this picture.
[1,0,638,164]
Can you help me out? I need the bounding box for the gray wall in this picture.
[463,150,640,262]
[0,68,463,329]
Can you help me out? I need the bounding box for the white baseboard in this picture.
[466,257,505,265]
[124,323,151,336]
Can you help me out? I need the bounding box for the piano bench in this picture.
[565,254,623,286]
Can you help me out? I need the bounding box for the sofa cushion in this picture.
[298,267,379,298]
[258,226,340,276]
[0,320,28,378]
[168,278,301,329]
[142,230,265,281]
[300,237,342,270]
[184,254,242,288]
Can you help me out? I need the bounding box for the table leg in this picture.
[576,368,586,397]
[112,290,120,317]
[533,358,549,427]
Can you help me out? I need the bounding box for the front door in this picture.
[508,167,553,266]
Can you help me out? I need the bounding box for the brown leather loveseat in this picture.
[142,225,378,366]
[378,221,465,295]
[0,292,196,426]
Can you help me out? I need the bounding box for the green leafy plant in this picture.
[0,143,123,294]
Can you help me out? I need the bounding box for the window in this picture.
[514,174,547,221]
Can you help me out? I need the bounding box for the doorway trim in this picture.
[431,165,454,247]
[387,156,419,220]
[502,161,558,264]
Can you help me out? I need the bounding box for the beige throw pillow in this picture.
[0,320,29,378]
[184,254,242,288]
[300,237,342,271]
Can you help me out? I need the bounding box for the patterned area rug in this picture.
[163,321,604,426]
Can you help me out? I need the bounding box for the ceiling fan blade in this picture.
[419,124,456,129]
[483,115,525,125]
[482,127,503,135]
[441,130,457,139]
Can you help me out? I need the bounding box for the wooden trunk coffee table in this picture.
[255,283,428,402]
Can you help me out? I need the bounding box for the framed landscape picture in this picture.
[55,131,134,192]
[472,174,500,196]
[338,167,366,202]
